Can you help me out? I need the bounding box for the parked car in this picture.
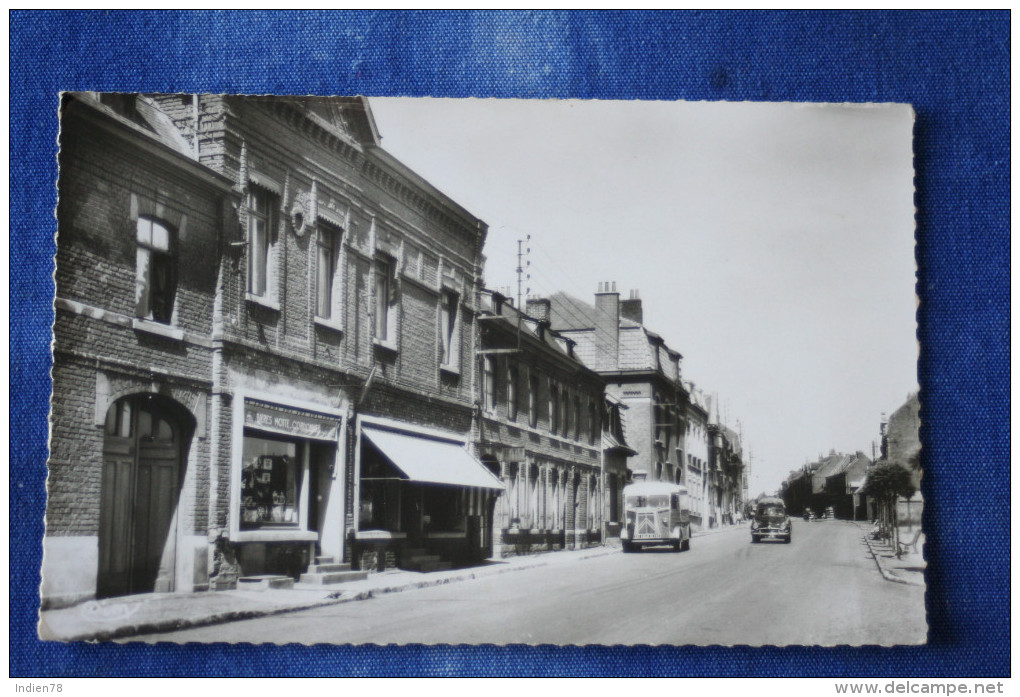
[751,497,792,544]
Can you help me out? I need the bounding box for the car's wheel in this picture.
[622,541,634,553]
[681,538,690,552]
[784,535,792,544]
[751,535,760,544]
[672,539,681,552]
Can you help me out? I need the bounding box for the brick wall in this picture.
[183,96,483,414]
[50,103,222,546]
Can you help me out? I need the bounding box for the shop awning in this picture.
[362,426,505,490]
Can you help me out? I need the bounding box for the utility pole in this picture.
[516,235,531,309]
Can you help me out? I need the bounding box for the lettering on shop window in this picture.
[244,402,339,441]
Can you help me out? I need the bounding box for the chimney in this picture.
[594,281,620,372]
[620,288,643,324]
[526,297,551,324]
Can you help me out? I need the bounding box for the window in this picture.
[240,435,300,528]
[534,463,542,530]
[588,401,598,445]
[247,187,277,299]
[423,486,465,532]
[573,395,582,441]
[528,373,539,428]
[440,290,459,368]
[316,223,341,320]
[552,476,561,529]
[483,356,497,411]
[135,216,176,323]
[374,255,397,343]
[549,383,560,433]
[654,396,663,444]
[507,364,519,421]
[561,390,570,438]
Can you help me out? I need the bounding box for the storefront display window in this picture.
[424,486,465,533]
[241,434,299,528]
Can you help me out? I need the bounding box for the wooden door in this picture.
[98,396,185,598]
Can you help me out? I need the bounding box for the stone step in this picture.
[237,575,295,591]
[315,555,336,565]
[298,569,369,585]
[412,559,453,572]
[306,562,351,574]
[404,553,441,564]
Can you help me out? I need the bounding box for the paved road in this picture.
[138,520,926,645]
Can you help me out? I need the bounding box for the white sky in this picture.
[370,98,918,496]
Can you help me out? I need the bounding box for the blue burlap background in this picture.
[10,11,1009,677]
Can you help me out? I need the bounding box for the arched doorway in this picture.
[98,394,192,598]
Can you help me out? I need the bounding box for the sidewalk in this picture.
[39,545,619,643]
[854,522,926,588]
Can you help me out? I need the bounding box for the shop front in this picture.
[227,395,346,582]
[354,417,504,571]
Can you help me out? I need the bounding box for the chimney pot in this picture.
[620,291,643,325]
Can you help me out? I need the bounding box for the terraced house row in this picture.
[44,94,746,607]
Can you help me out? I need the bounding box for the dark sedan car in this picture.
[751,497,792,543]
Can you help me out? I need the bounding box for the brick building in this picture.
[45,93,235,606]
[475,292,609,556]
[45,94,501,606]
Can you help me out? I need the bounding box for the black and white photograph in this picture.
[39,93,924,646]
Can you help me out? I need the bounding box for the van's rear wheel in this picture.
[622,541,634,553]
[672,540,681,552]
[681,538,690,552]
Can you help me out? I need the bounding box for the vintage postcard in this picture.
[39,94,923,645]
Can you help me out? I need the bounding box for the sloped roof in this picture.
[547,292,641,330]
[75,93,194,158]
[813,453,852,479]
[478,291,590,370]
[547,291,678,376]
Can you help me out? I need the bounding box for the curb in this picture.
[852,522,925,588]
[51,549,618,642]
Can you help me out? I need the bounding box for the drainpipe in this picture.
[192,94,200,160]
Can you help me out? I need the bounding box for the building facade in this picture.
[682,385,711,530]
[546,285,689,491]
[475,292,608,556]
[45,94,500,606]
[708,422,744,525]
[600,393,637,540]
[46,93,235,606]
[783,451,870,519]
[880,392,922,531]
